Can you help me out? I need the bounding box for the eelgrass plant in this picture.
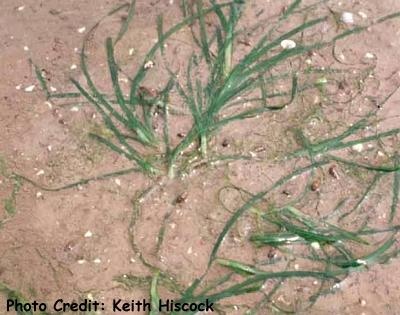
[34,0,400,178]
[122,178,399,314]
[24,0,400,313]
[120,131,399,313]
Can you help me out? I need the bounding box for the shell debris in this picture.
[24,85,35,92]
[341,12,354,25]
[144,60,155,69]
[280,39,296,50]
[352,143,364,152]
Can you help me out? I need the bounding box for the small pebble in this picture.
[70,64,77,70]
[129,48,135,56]
[221,139,229,147]
[70,106,79,112]
[16,84,22,90]
[175,192,188,204]
[36,191,43,198]
[77,259,86,264]
[17,5,25,11]
[84,230,93,238]
[23,46,29,51]
[311,179,321,191]
[360,299,367,307]
[93,258,101,264]
[77,26,86,33]
[328,165,340,179]
[115,178,121,186]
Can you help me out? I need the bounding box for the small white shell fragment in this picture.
[332,283,341,289]
[70,106,79,112]
[36,169,45,176]
[47,145,52,152]
[24,85,35,92]
[77,26,86,33]
[130,257,136,263]
[187,247,193,254]
[360,299,367,307]
[129,48,135,56]
[358,11,368,19]
[74,47,79,53]
[316,77,328,85]
[144,60,155,69]
[115,178,121,186]
[45,101,53,109]
[93,258,101,264]
[294,264,299,270]
[364,52,375,59]
[341,12,354,25]
[352,143,364,152]
[356,259,367,265]
[84,230,93,238]
[311,242,321,250]
[23,46,29,51]
[36,191,43,198]
[16,84,22,90]
[77,259,86,264]
[280,39,296,49]
[50,86,57,92]
[17,5,25,11]
[70,64,77,70]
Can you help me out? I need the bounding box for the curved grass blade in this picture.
[13,167,138,192]
[216,258,263,275]
[209,160,329,266]
[106,37,155,145]
[150,272,160,315]
[391,155,400,222]
[115,0,136,45]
